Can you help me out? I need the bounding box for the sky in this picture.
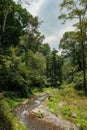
[22,0,75,50]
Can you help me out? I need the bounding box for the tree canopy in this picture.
[58,0,87,94]
[0,0,87,97]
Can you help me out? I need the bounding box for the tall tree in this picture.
[0,0,33,48]
[51,49,58,87]
[0,0,48,97]
[46,49,63,87]
[0,0,12,45]
[60,31,82,70]
[38,43,51,56]
[59,0,87,94]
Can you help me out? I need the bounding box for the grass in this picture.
[0,94,27,130]
[0,85,87,130]
[36,110,44,118]
[46,83,87,130]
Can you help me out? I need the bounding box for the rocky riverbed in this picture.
[13,93,78,130]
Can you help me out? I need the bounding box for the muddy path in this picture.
[13,93,78,130]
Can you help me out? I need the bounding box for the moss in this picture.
[0,98,26,130]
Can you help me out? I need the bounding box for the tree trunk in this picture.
[79,16,87,95]
[0,4,11,46]
[81,41,87,94]
[0,36,2,46]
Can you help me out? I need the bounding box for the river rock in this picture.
[70,112,77,118]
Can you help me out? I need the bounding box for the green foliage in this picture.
[59,0,87,94]
[0,43,48,97]
[36,110,44,118]
[1,1,86,129]
[74,72,84,90]
[0,97,26,130]
[46,49,63,87]
[47,86,87,129]
[0,0,33,47]
[0,0,49,97]
[0,0,64,98]
[38,43,51,56]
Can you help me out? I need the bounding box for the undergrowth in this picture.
[46,83,87,130]
[0,94,26,130]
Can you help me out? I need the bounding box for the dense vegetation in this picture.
[46,84,87,130]
[0,0,87,129]
[0,0,87,97]
[58,0,87,94]
[0,94,26,130]
[0,0,63,97]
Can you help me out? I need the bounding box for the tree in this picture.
[51,49,58,87]
[60,31,82,70]
[59,0,87,94]
[46,49,63,87]
[19,32,44,54]
[0,0,33,48]
[0,0,48,97]
[38,43,51,56]
[0,0,12,46]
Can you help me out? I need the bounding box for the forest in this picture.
[0,0,87,130]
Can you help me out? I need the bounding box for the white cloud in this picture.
[24,0,44,16]
[44,35,57,44]
[57,25,75,47]
[20,0,76,50]
[43,32,59,49]
[58,26,76,38]
[43,25,76,50]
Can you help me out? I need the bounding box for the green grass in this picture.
[36,110,44,118]
[0,85,87,130]
[0,95,27,130]
[46,84,87,130]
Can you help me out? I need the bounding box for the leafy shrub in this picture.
[36,110,44,118]
[79,125,87,130]
[0,98,26,130]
